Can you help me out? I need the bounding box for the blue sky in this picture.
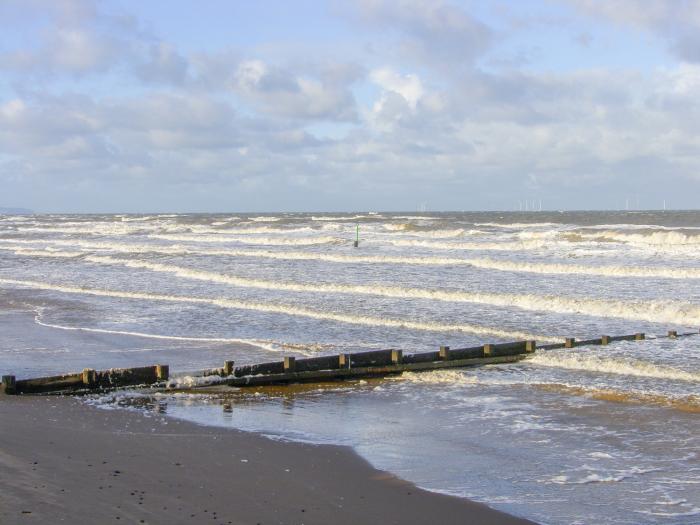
[2,0,700,212]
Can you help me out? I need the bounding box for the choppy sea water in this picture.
[1,211,699,524]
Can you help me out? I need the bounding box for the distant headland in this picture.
[0,207,34,214]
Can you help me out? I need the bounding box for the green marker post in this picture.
[354,223,359,247]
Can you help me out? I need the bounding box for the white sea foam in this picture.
[548,466,662,486]
[517,230,562,240]
[148,233,341,246]
[120,215,157,222]
[167,374,227,388]
[311,215,375,221]
[526,353,700,382]
[475,222,564,229]
[383,223,410,231]
[385,238,551,251]
[595,230,700,245]
[16,224,143,235]
[9,248,85,258]
[408,229,469,239]
[560,230,700,251]
[382,224,467,238]
[0,277,553,341]
[195,226,316,235]
[636,508,700,518]
[547,473,629,484]
[466,257,700,280]
[583,223,700,231]
[393,370,479,385]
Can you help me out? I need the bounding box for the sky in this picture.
[2,0,700,213]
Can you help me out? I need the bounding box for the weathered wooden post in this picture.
[439,346,451,360]
[483,344,494,357]
[525,340,536,353]
[668,330,677,339]
[338,354,351,369]
[601,335,610,345]
[82,368,96,386]
[565,338,575,348]
[391,350,403,364]
[635,333,645,341]
[156,364,169,381]
[284,356,296,372]
[2,375,16,395]
[223,360,235,376]
[82,368,96,387]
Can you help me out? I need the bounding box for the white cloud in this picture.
[231,59,358,121]
[236,60,268,89]
[0,99,26,120]
[349,0,492,69]
[50,28,114,72]
[0,1,133,75]
[663,63,700,95]
[370,68,424,109]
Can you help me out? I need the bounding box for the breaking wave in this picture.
[16,224,144,236]
[514,229,700,252]
[382,224,468,238]
[466,257,700,280]
[34,317,267,347]
[11,249,700,327]
[196,226,317,235]
[475,222,564,229]
[526,352,700,382]
[591,230,700,246]
[149,233,341,246]
[6,243,700,280]
[33,314,322,356]
[0,277,552,341]
[0,241,475,266]
[87,257,700,325]
[385,238,551,251]
[311,215,379,221]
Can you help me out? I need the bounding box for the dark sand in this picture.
[0,395,536,525]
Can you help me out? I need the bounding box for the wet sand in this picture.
[0,395,536,525]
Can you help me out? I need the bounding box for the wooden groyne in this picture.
[1,365,168,396]
[1,330,696,396]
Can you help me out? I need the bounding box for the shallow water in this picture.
[2,211,700,524]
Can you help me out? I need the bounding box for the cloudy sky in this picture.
[2,0,700,213]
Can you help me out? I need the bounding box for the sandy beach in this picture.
[0,395,535,525]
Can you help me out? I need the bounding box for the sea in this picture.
[1,211,699,525]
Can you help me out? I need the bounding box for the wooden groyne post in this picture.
[2,375,16,395]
